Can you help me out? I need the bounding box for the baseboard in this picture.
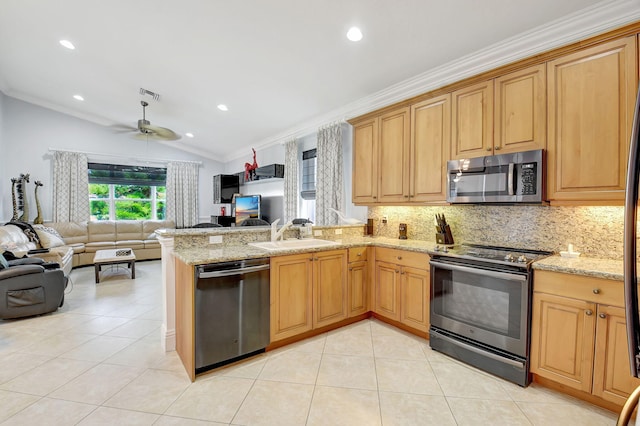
[162,325,176,352]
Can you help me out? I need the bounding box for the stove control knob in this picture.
[517,255,528,263]
[442,246,448,253]
[433,245,440,252]
[504,254,515,262]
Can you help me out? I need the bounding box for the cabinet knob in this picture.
[357,252,362,256]
[494,146,501,150]
[395,270,400,273]
[486,147,492,151]
[397,256,402,260]
[404,195,409,198]
[314,257,319,261]
[373,196,377,199]
[585,310,593,316]
[599,313,606,319]
[592,289,600,294]
[349,267,353,271]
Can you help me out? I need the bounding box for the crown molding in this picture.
[222,0,640,163]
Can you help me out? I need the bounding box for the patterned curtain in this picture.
[52,151,90,222]
[316,123,343,225]
[166,161,199,228]
[283,138,299,222]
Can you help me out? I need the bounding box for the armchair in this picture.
[0,258,67,319]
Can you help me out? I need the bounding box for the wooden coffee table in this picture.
[93,248,136,283]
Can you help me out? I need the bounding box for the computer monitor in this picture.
[234,195,261,225]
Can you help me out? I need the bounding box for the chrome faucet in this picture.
[271,219,294,242]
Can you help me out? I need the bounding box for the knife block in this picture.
[435,225,454,245]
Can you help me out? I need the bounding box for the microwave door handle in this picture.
[508,163,515,195]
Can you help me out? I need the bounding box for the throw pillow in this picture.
[32,225,63,239]
[34,228,65,249]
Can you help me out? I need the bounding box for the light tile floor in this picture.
[0,260,620,425]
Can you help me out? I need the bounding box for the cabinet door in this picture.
[593,305,640,405]
[348,260,368,317]
[494,64,546,154]
[374,261,401,321]
[410,94,450,202]
[451,80,494,159]
[547,36,637,202]
[378,107,411,203]
[270,254,313,341]
[313,250,348,329]
[352,118,379,203]
[400,266,430,332]
[530,292,596,392]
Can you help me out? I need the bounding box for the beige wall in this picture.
[369,205,624,259]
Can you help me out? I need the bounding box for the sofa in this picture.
[0,220,174,275]
[0,257,67,319]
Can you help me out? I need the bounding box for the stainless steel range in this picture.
[429,244,552,386]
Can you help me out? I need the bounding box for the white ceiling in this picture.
[0,0,638,162]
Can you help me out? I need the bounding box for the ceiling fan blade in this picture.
[133,125,181,141]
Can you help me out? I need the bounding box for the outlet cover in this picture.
[334,229,343,235]
[209,235,223,244]
[314,230,323,237]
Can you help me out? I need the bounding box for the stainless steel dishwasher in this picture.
[194,257,270,373]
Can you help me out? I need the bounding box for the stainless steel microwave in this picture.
[446,149,544,203]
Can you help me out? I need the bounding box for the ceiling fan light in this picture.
[217,104,228,111]
[59,39,75,50]
[346,27,363,42]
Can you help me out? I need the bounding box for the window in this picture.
[300,149,316,222]
[88,163,166,221]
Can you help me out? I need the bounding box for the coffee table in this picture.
[93,248,136,283]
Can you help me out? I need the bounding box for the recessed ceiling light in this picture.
[185,132,194,138]
[346,27,363,42]
[59,39,75,50]
[217,104,228,111]
[73,94,84,101]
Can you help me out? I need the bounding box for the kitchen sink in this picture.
[248,239,340,251]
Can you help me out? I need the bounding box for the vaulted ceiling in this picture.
[0,0,637,161]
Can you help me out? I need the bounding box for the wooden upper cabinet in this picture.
[546,36,637,203]
[352,118,379,203]
[494,64,546,154]
[410,94,451,202]
[451,80,494,159]
[377,107,411,203]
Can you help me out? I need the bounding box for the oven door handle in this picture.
[430,261,527,282]
[433,330,525,369]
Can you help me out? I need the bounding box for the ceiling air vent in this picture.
[139,88,160,101]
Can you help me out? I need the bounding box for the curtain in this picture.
[166,161,199,228]
[52,151,90,222]
[283,138,298,222]
[316,123,343,225]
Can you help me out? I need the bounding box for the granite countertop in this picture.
[532,256,624,281]
[172,236,438,265]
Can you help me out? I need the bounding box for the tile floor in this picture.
[0,260,621,425]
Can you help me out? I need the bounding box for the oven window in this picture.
[432,266,523,339]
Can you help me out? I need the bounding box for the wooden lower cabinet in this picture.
[374,248,430,332]
[270,253,313,342]
[348,260,368,317]
[530,271,640,406]
[270,249,347,342]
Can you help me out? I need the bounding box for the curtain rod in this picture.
[48,148,202,165]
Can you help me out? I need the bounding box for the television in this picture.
[234,195,261,225]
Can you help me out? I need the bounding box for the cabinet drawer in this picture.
[375,247,429,268]
[348,247,368,262]
[534,270,623,306]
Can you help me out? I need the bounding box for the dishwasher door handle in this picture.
[197,263,270,279]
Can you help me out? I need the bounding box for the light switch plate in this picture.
[209,235,223,244]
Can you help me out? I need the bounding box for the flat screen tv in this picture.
[234,195,261,225]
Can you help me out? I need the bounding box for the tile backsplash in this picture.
[369,205,624,259]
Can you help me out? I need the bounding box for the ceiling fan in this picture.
[115,101,181,141]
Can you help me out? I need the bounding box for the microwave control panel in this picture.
[519,163,537,195]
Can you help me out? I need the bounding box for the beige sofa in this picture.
[47,220,174,268]
[0,220,174,276]
[0,225,74,275]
